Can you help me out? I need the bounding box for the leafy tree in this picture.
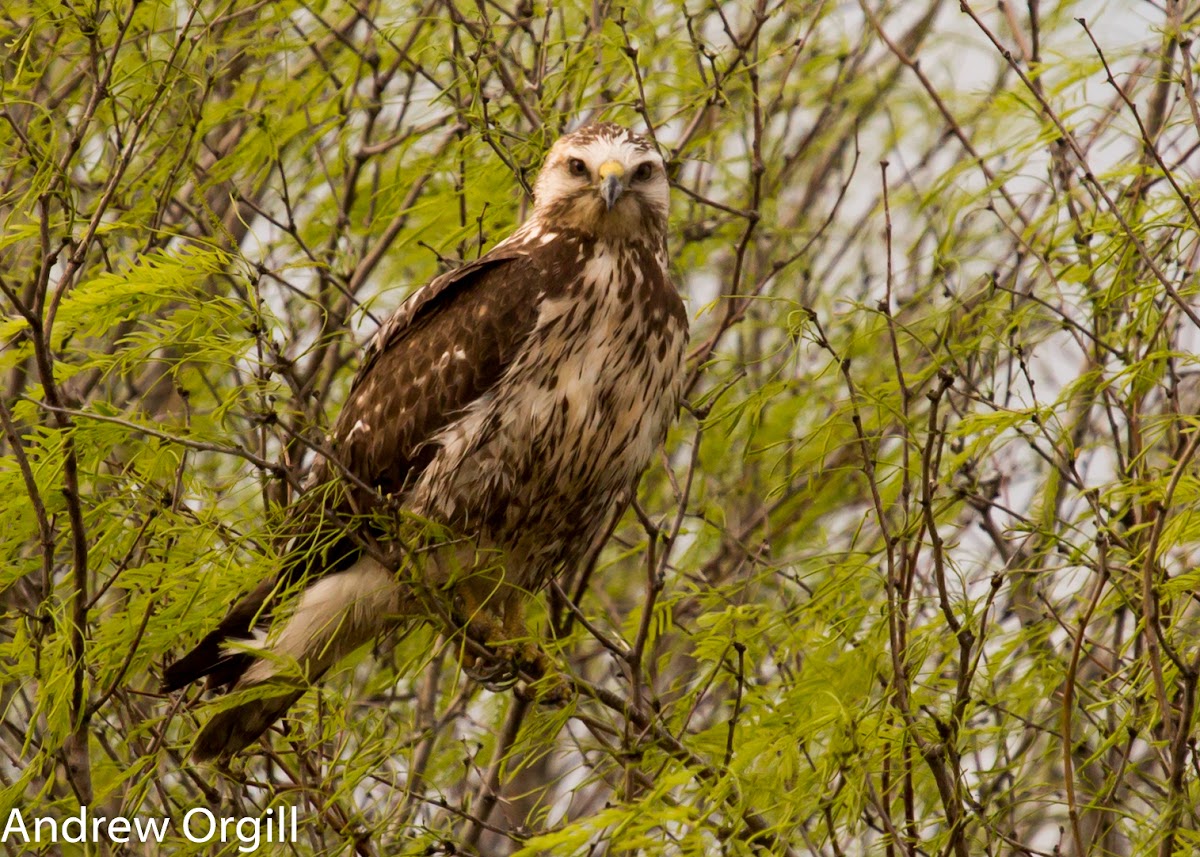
[2,1,1200,854]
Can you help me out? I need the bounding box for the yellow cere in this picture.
[597,160,624,180]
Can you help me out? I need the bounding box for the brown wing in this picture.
[162,246,550,693]
[330,248,546,497]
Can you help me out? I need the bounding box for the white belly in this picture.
[411,244,688,557]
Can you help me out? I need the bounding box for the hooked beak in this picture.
[598,160,625,210]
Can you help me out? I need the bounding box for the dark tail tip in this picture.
[163,578,280,692]
[162,641,253,694]
[162,636,224,692]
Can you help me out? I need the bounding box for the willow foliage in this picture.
[2,1,1200,855]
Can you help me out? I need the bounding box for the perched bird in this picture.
[163,123,690,761]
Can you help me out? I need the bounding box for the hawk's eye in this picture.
[633,162,654,182]
[568,158,588,177]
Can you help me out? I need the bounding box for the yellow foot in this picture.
[516,669,574,707]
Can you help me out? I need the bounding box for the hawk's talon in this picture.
[463,644,519,687]
[461,638,564,698]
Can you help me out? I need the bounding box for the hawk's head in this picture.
[533,123,668,241]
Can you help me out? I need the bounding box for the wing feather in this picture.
[333,248,545,497]
[163,243,550,692]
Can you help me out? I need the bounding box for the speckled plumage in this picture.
[163,123,689,760]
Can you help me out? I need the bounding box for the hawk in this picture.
[163,123,689,761]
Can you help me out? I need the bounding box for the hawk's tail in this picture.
[191,687,306,762]
[165,556,405,761]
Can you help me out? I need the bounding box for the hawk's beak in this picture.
[598,161,625,210]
